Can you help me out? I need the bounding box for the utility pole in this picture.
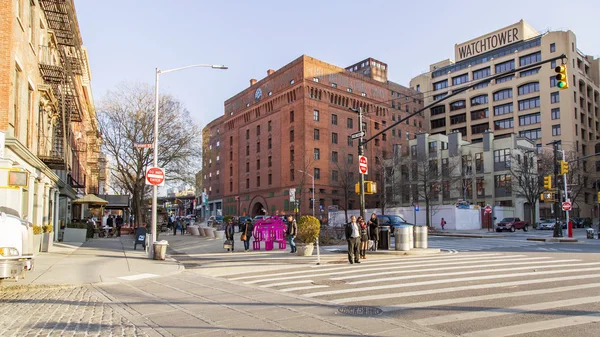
[561,150,570,237]
[350,107,366,219]
[548,140,562,238]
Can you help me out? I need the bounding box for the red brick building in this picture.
[201,55,423,218]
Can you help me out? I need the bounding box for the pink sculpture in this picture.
[252,216,287,251]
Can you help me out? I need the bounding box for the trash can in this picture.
[586,228,594,239]
[153,240,168,260]
[378,226,391,250]
[395,225,412,251]
[414,224,428,248]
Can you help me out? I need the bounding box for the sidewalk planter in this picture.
[205,228,215,238]
[63,228,87,243]
[296,243,314,256]
[32,234,42,254]
[198,227,206,236]
[41,233,53,252]
[215,230,225,239]
[188,226,200,236]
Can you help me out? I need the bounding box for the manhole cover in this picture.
[338,305,383,317]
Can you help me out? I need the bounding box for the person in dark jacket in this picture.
[344,215,361,264]
[225,219,235,252]
[239,219,254,252]
[368,213,379,251]
[286,215,298,253]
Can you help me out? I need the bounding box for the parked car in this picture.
[377,215,414,236]
[207,215,224,226]
[496,217,529,232]
[253,215,270,223]
[538,219,557,230]
[238,216,252,224]
[572,217,585,228]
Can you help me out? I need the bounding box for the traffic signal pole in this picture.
[358,107,366,219]
[561,150,571,237]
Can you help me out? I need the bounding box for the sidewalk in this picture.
[3,234,183,286]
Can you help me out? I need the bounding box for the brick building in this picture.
[0,0,104,231]
[201,55,423,218]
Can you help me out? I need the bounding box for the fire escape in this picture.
[38,0,86,190]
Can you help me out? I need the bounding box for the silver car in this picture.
[538,219,557,230]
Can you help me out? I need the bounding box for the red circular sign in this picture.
[146,167,165,186]
[484,205,492,214]
[562,201,572,211]
[359,156,368,174]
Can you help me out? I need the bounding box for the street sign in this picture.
[359,155,368,174]
[351,131,365,139]
[289,188,296,202]
[414,204,419,212]
[145,167,165,186]
[562,201,572,211]
[484,205,492,214]
[135,143,153,148]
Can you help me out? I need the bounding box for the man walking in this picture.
[286,215,297,253]
[345,215,361,264]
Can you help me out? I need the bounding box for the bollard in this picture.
[414,224,428,249]
[394,226,411,251]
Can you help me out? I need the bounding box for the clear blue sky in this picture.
[76,0,600,127]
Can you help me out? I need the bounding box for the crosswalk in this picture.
[427,237,551,252]
[224,252,600,337]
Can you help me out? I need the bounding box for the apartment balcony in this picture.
[39,46,64,84]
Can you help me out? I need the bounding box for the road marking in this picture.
[259,280,313,288]
[462,312,600,337]
[414,295,600,326]
[333,257,561,281]
[229,253,501,281]
[307,265,600,298]
[279,285,328,292]
[244,255,523,284]
[117,273,158,281]
[332,273,600,304]
[348,261,595,285]
[380,283,600,312]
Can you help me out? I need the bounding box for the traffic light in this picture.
[365,181,377,194]
[355,182,360,194]
[560,160,569,175]
[597,191,600,204]
[543,175,552,190]
[555,64,569,90]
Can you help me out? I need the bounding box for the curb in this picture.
[430,233,504,239]
[527,237,579,243]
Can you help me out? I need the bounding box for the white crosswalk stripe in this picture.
[222,252,600,337]
[427,237,548,252]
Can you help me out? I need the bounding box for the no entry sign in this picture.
[146,167,165,186]
[359,155,368,175]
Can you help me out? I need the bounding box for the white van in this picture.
[0,211,35,281]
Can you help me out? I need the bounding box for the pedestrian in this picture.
[115,215,123,237]
[173,217,179,236]
[344,215,361,264]
[180,217,186,235]
[286,215,297,253]
[358,217,369,259]
[107,215,114,228]
[367,212,379,252]
[225,219,235,252]
[240,219,254,252]
[441,217,447,230]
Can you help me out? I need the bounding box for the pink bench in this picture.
[252,217,287,251]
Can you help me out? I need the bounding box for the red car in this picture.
[496,217,529,232]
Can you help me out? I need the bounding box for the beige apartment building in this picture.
[410,20,600,219]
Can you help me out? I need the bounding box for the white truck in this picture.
[0,209,35,281]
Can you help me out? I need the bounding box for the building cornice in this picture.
[5,137,61,185]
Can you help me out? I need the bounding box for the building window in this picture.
[475,153,484,173]
[495,60,515,74]
[477,177,485,197]
[494,118,513,130]
[518,97,540,111]
[472,67,490,80]
[520,67,540,77]
[314,168,320,180]
[246,162,250,172]
[290,149,294,162]
[347,88,353,93]
[471,108,489,121]
[257,125,261,135]
[452,73,469,86]
[268,120,272,131]
[290,79,295,85]
[518,82,540,95]
[257,176,260,187]
[332,170,338,182]
[519,112,541,126]
[246,145,250,156]
[551,108,560,120]
[493,88,513,101]
[431,105,446,116]
[256,159,261,170]
[450,100,466,111]
[313,109,319,121]
[433,80,448,91]
[495,174,512,194]
[246,129,250,140]
[519,52,541,66]
[493,103,513,116]
[332,132,338,144]
[494,149,511,167]
[290,110,294,122]
[471,123,488,135]
[314,148,320,160]
[313,129,320,140]
[290,169,294,181]
[550,43,556,53]
[433,92,448,101]
[450,114,467,125]
[552,124,561,136]
[331,114,338,125]
[519,128,542,140]
[496,75,514,83]
[430,118,446,129]
[332,151,338,163]
[268,174,272,185]
[289,129,294,142]
[551,92,560,103]
[246,178,250,189]
[256,141,260,153]
[550,76,558,87]
[332,83,337,88]
[471,95,488,106]
[347,118,354,129]
[268,137,272,149]
[361,92,367,97]
[313,77,319,82]
[268,156,272,167]
[474,81,490,89]
[347,136,353,147]
[347,154,353,164]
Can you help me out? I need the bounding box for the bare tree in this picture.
[98,83,201,225]
[563,151,590,214]
[509,151,553,225]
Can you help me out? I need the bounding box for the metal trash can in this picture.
[586,228,594,239]
[153,240,168,260]
[378,226,391,250]
[414,224,428,248]
[395,225,412,251]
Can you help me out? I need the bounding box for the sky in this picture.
[75,0,600,129]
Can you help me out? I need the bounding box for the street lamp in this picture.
[298,169,320,265]
[149,64,227,258]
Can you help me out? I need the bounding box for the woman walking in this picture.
[240,219,254,252]
[358,216,369,259]
[367,213,379,251]
[225,219,235,252]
